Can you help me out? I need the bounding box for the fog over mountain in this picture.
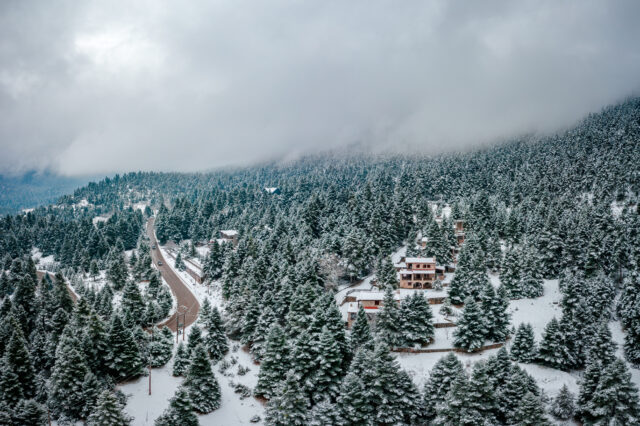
[1,0,640,176]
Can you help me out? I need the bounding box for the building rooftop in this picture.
[404,257,436,263]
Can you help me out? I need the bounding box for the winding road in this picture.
[147,217,200,331]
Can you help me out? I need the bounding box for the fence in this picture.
[392,341,505,354]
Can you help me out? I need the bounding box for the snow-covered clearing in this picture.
[610,320,640,389]
[397,276,640,402]
[121,341,262,425]
[120,244,264,425]
[508,279,563,339]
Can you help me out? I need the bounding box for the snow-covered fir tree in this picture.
[423,352,464,421]
[155,386,199,426]
[400,292,435,347]
[204,306,228,362]
[511,322,537,363]
[87,390,132,426]
[172,342,190,377]
[184,344,221,414]
[550,383,575,421]
[375,286,403,347]
[105,314,144,380]
[512,391,551,426]
[453,297,486,352]
[264,371,310,426]
[349,305,373,350]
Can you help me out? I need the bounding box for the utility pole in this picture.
[182,312,186,341]
[149,328,153,396]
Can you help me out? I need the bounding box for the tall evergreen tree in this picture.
[350,305,373,350]
[511,323,537,363]
[120,280,144,322]
[204,307,228,362]
[105,314,144,380]
[537,317,572,370]
[48,331,89,420]
[375,286,403,347]
[12,398,47,426]
[453,297,486,352]
[306,397,340,426]
[155,386,199,426]
[435,372,483,425]
[1,325,35,403]
[376,256,399,288]
[497,364,540,424]
[184,345,221,414]
[400,292,435,347]
[585,359,640,424]
[255,324,289,399]
[466,361,499,424]
[550,384,575,421]
[87,390,132,426]
[512,392,551,426]
[264,371,310,426]
[173,342,190,377]
[423,352,464,421]
[311,325,344,403]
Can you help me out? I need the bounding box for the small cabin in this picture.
[264,187,281,195]
[219,230,239,246]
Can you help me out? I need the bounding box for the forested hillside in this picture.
[0,98,639,424]
[0,172,92,216]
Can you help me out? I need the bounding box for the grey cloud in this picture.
[1,0,640,176]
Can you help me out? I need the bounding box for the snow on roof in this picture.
[264,187,279,193]
[394,262,406,268]
[353,291,385,301]
[353,291,401,302]
[347,302,359,313]
[209,238,232,245]
[92,215,109,225]
[404,257,436,263]
[220,230,238,236]
[420,237,429,242]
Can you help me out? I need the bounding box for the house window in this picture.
[375,300,380,306]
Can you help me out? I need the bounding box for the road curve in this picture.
[147,217,200,331]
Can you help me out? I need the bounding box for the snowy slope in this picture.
[121,245,265,425]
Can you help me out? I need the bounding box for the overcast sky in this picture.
[1,0,639,176]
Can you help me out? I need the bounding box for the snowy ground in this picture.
[32,247,58,271]
[397,276,640,408]
[610,320,640,389]
[121,241,640,425]
[508,279,563,339]
[121,339,263,425]
[120,244,265,425]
